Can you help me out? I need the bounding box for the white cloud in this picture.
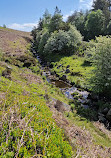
[8,22,38,32]
[63,0,93,21]
[80,0,85,2]
[63,11,74,21]
[79,0,93,10]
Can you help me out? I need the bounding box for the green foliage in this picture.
[67,6,111,40]
[48,13,62,33]
[31,8,82,56]
[107,20,111,34]
[90,36,111,98]
[85,10,105,39]
[34,28,47,50]
[42,9,51,28]
[68,25,82,47]
[92,0,110,25]
[67,10,90,40]
[44,26,82,55]
[44,30,71,55]
[67,11,86,36]
[38,29,50,55]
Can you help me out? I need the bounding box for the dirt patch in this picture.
[21,71,42,84]
[0,92,6,104]
[94,121,111,139]
[0,28,31,57]
[48,99,111,158]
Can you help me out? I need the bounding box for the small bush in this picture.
[44,25,82,55]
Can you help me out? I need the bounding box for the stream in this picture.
[37,55,90,109]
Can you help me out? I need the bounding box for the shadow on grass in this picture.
[81,60,92,67]
[22,36,32,43]
[38,53,73,64]
[69,99,98,122]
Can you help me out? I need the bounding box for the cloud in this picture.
[63,11,74,21]
[80,0,85,2]
[63,0,93,21]
[8,22,38,32]
[79,0,93,10]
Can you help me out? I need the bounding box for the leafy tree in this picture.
[85,10,105,39]
[31,26,38,41]
[68,11,85,32]
[44,25,82,55]
[92,0,110,25]
[42,9,51,28]
[37,18,44,31]
[48,6,63,32]
[31,8,82,56]
[90,36,111,98]
[67,10,90,40]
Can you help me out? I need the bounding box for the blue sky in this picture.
[0,0,93,32]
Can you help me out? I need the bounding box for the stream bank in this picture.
[35,53,111,129]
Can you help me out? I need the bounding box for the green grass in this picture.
[0,49,73,157]
[0,76,73,158]
[51,55,94,88]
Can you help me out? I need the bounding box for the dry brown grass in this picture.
[0,27,31,57]
[48,99,111,158]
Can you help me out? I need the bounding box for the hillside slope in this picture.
[0,27,111,158]
[0,27,73,157]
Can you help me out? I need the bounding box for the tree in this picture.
[90,36,111,98]
[67,10,90,40]
[85,10,105,39]
[107,20,111,34]
[67,11,85,32]
[3,24,6,28]
[54,6,61,15]
[44,25,82,55]
[37,18,44,31]
[43,9,51,28]
[92,0,110,25]
[38,29,50,55]
[48,6,63,32]
[31,8,82,56]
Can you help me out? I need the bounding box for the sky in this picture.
[0,0,93,32]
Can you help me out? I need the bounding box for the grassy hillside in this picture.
[0,27,73,157]
[0,27,111,158]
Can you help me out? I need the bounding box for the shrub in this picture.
[44,30,71,55]
[90,36,111,98]
[44,25,82,55]
[67,25,82,46]
[38,29,50,55]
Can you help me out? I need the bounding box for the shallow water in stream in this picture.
[42,68,89,109]
[37,55,90,109]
